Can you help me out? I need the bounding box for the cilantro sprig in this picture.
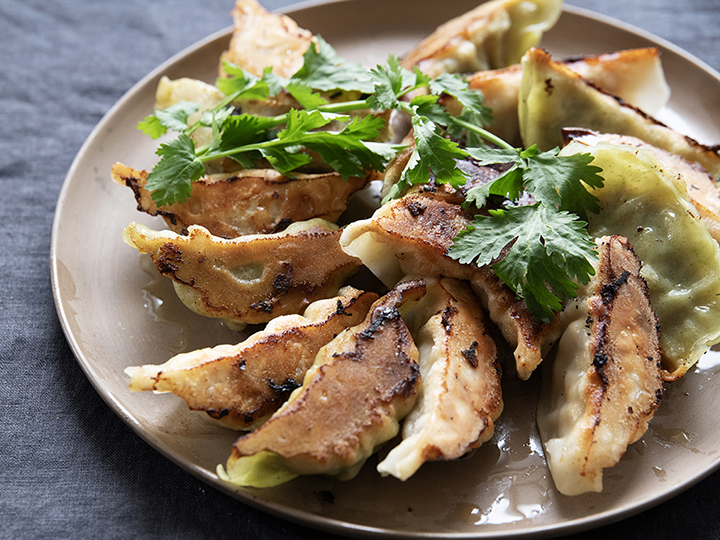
[136,36,605,322]
[138,37,492,207]
[448,144,604,322]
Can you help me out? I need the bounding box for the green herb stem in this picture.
[195,142,271,163]
[453,118,514,150]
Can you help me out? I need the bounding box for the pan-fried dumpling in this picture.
[219,0,313,79]
[537,235,663,496]
[340,191,561,379]
[518,48,720,180]
[111,162,369,238]
[377,277,502,481]
[125,287,377,430]
[563,129,720,245]
[123,219,361,328]
[561,140,720,379]
[447,47,670,146]
[218,279,426,487]
[401,0,562,77]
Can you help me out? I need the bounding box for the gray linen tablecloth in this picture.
[3,0,720,538]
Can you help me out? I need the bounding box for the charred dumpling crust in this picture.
[340,192,561,379]
[537,235,663,496]
[125,287,378,430]
[223,279,426,482]
[378,277,503,481]
[123,219,361,326]
[111,162,369,238]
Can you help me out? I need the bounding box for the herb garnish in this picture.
[136,36,604,322]
[448,145,604,323]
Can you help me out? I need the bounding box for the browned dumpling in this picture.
[218,0,313,79]
[123,219,361,327]
[220,279,426,486]
[340,192,561,379]
[377,277,503,480]
[537,235,663,496]
[519,47,720,180]
[401,0,562,77]
[111,162,369,238]
[125,287,377,430]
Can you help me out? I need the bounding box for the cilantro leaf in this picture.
[290,36,374,93]
[137,101,200,139]
[462,145,604,218]
[285,82,329,109]
[412,66,432,88]
[137,114,166,139]
[217,61,271,100]
[262,68,289,97]
[409,94,453,127]
[464,166,525,208]
[248,110,388,178]
[261,147,312,175]
[145,134,205,206]
[524,150,604,220]
[200,106,234,129]
[449,204,597,322]
[428,73,491,145]
[206,111,223,155]
[290,114,388,178]
[366,55,416,111]
[218,113,278,152]
[464,146,521,166]
[451,144,604,320]
[401,114,469,188]
[275,108,338,139]
[155,101,200,132]
[463,146,525,204]
[362,140,404,162]
[430,73,491,126]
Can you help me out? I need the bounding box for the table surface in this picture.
[4,0,720,538]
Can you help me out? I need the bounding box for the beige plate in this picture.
[51,0,720,537]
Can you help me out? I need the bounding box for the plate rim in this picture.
[50,1,720,538]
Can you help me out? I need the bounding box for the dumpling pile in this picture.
[116,0,720,501]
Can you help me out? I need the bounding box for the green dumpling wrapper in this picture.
[561,140,720,379]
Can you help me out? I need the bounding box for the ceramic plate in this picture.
[51,0,720,537]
